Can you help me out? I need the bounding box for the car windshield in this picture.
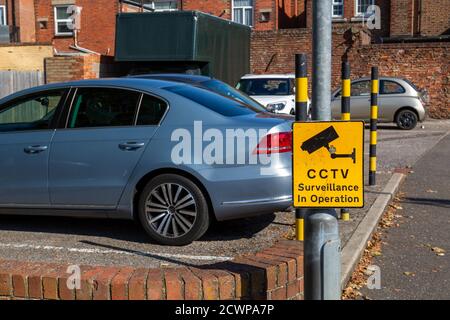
[201,79,266,112]
[237,78,291,96]
[165,85,264,117]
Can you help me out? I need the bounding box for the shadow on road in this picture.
[0,212,275,244]
[402,197,450,209]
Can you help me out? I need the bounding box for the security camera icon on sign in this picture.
[301,126,356,164]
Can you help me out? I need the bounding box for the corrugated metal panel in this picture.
[115,11,250,85]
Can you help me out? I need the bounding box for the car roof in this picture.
[0,78,185,104]
[241,74,295,79]
[128,73,214,84]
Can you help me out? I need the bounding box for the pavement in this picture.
[359,131,450,300]
[0,119,449,269]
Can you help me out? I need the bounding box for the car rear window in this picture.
[165,85,263,117]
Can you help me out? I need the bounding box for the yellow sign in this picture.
[293,121,364,208]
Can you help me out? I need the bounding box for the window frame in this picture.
[54,5,73,36]
[231,0,254,27]
[0,88,70,134]
[332,0,344,18]
[62,86,170,130]
[354,0,375,17]
[0,5,6,25]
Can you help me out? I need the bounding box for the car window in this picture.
[68,88,140,128]
[0,90,64,132]
[165,85,263,117]
[136,94,168,126]
[351,81,371,96]
[201,80,266,112]
[237,79,291,96]
[381,80,405,94]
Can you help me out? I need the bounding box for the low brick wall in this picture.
[0,240,303,300]
[44,54,101,84]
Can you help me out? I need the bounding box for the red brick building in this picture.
[1,1,448,55]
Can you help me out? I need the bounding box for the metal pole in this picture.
[295,53,309,241]
[305,0,341,300]
[369,67,379,186]
[340,61,351,221]
[311,0,332,121]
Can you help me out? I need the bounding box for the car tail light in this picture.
[253,131,292,154]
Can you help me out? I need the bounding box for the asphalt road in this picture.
[0,120,449,268]
[360,132,450,300]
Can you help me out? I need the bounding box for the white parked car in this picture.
[237,74,310,116]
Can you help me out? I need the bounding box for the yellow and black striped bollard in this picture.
[369,67,379,186]
[340,61,351,221]
[295,53,309,241]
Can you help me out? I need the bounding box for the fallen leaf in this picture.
[426,189,438,193]
[390,204,403,210]
[403,271,415,276]
[431,247,446,254]
[371,251,382,257]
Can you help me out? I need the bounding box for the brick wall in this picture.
[0,240,304,300]
[419,0,450,36]
[251,28,449,119]
[35,0,119,56]
[348,42,450,119]
[44,54,101,83]
[390,0,414,36]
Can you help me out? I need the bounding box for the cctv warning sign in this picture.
[293,121,364,208]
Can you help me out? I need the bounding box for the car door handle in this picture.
[119,142,145,151]
[24,145,48,154]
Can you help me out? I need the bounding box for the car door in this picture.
[349,80,372,120]
[0,89,67,205]
[378,80,406,121]
[49,87,168,208]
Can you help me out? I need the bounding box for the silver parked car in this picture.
[331,77,428,129]
[0,78,292,245]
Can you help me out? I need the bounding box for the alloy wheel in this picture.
[145,183,197,238]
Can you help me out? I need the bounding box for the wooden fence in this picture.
[0,71,44,99]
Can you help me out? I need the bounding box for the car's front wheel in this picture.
[138,174,210,246]
[396,109,418,130]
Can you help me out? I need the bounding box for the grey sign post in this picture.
[304,0,341,300]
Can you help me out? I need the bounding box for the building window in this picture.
[54,5,73,36]
[355,0,375,17]
[232,0,253,27]
[151,1,178,12]
[0,5,6,25]
[332,0,344,18]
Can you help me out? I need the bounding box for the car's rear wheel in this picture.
[138,174,210,246]
[290,109,295,115]
[396,109,418,130]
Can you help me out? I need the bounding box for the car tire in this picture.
[396,109,418,130]
[290,109,295,115]
[138,174,210,246]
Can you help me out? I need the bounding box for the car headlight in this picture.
[267,102,287,112]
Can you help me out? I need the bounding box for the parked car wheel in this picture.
[396,109,418,130]
[290,109,295,115]
[138,174,210,246]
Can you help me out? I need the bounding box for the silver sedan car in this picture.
[0,78,292,245]
[331,77,427,129]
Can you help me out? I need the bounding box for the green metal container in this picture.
[115,11,251,85]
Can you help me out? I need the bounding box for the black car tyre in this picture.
[138,174,210,246]
[396,109,418,130]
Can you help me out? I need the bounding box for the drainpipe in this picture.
[70,29,100,55]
